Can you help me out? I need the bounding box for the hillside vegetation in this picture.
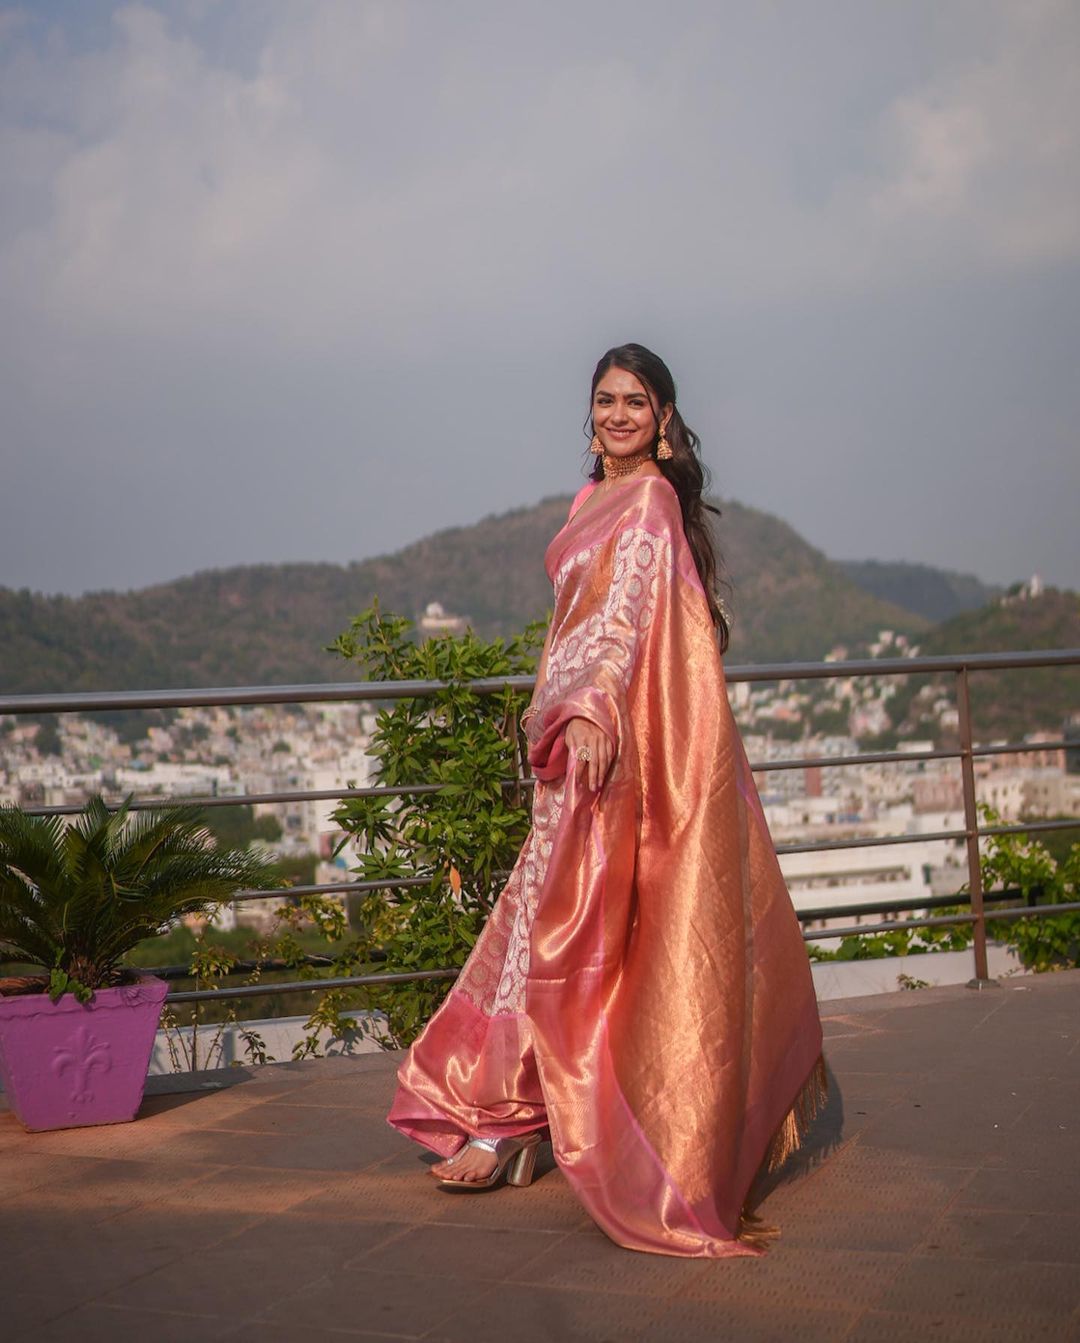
[835,559,1000,623]
[919,590,1080,740]
[881,590,1080,741]
[0,494,928,694]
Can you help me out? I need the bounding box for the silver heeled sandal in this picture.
[432,1132,543,1192]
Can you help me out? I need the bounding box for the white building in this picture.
[778,836,944,945]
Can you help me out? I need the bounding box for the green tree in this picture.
[329,600,544,1046]
[811,706,850,736]
[33,714,62,757]
[1026,816,1080,869]
[204,803,283,850]
[277,853,317,887]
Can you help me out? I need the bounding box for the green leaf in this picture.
[0,795,280,990]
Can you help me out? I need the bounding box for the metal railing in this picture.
[2,647,1078,1003]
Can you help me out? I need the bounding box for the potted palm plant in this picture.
[0,796,275,1131]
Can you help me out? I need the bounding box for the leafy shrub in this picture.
[0,797,275,1001]
[159,893,363,1070]
[980,805,1080,971]
[328,601,543,1047]
[809,803,1080,972]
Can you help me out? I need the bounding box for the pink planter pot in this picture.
[0,976,169,1132]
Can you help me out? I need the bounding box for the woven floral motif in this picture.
[454,779,564,1017]
[545,527,668,701]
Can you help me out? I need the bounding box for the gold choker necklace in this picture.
[602,449,651,479]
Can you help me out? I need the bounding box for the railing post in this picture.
[956,666,993,986]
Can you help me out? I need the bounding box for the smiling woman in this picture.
[585,343,729,640]
[387,344,827,1258]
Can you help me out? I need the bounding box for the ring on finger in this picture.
[576,746,593,762]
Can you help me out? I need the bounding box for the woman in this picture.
[388,344,825,1258]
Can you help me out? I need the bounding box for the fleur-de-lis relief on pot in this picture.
[52,1027,112,1103]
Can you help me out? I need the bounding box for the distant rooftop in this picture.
[2,970,1079,1341]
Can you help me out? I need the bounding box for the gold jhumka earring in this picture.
[656,426,673,460]
[590,434,603,455]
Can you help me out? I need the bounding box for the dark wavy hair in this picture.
[586,343,730,650]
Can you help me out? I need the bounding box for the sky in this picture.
[1,0,1078,596]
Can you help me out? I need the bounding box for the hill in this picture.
[835,559,1000,623]
[0,495,928,694]
[920,589,1080,739]
[712,501,928,663]
[884,589,1080,741]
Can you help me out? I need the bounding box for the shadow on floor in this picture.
[745,1058,845,1214]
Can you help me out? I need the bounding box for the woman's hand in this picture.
[564,716,614,793]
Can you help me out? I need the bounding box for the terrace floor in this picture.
[2,970,1079,1343]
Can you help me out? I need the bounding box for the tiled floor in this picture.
[2,971,1078,1342]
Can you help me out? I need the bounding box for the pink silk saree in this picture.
[388,474,825,1257]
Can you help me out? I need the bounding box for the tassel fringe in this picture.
[736,1209,781,1250]
[737,1054,829,1252]
[765,1053,829,1173]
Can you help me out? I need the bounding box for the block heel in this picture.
[507,1136,541,1187]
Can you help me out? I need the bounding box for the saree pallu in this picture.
[388,475,824,1258]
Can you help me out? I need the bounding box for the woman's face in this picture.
[592,367,672,460]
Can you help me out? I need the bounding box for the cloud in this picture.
[4,0,1078,355]
[870,1,1080,267]
[0,1,1077,594]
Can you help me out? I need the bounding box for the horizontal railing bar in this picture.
[20,784,444,817]
[165,967,459,1004]
[3,648,1078,717]
[24,746,1069,819]
[971,738,1073,758]
[726,649,1080,683]
[231,878,433,902]
[979,818,1080,839]
[748,742,1070,778]
[142,882,1046,937]
[750,746,959,772]
[803,899,1080,942]
[18,784,1080,843]
[158,900,1080,1000]
[153,901,1080,1002]
[146,882,1051,948]
[18,777,538,820]
[780,818,1079,858]
[794,888,1040,922]
[803,912,977,939]
[23,791,1075,859]
[233,869,513,902]
[17,761,1072,824]
[136,889,1049,979]
[981,900,1080,923]
[23,819,1053,891]
[145,953,342,980]
[0,825,1062,905]
[742,738,1071,775]
[776,827,965,856]
[140,895,1027,977]
[235,825,1076,898]
[0,677,536,716]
